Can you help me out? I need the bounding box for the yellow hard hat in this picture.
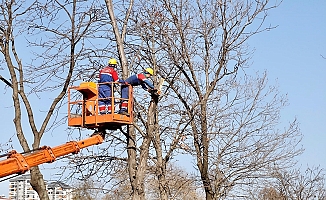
[145,68,154,75]
[108,58,118,65]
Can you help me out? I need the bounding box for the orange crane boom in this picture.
[0,134,104,178]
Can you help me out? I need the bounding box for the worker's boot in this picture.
[118,109,130,117]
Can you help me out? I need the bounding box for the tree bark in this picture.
[30,167,49,200]
[105,0,133,79]
[150,92,169,200]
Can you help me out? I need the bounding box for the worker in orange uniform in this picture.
[119,68,156,116]
[98,58,123,114]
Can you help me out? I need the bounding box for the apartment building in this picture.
[8,174,73,200]
[47,181,74,200]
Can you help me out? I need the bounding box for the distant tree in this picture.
[258,187,286,200]
[271,167,326,199]
[72,178,104,200]
[146,163,205,200]
[99,163,204,200]
[101,166,133,200]
[248,166,326,199]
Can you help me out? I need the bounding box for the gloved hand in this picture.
[149,88,160,96]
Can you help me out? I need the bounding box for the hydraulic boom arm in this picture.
[0,134,104,178]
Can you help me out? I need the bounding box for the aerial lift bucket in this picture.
[68,82,133,130]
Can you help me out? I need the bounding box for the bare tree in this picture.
[0,1,50,198]
[95,162,204,199]
[124,1,192,198]
[248,166,326,200]
[72,177,107,200]
[146,163,205,200]
[127,0,304,199]
[0,0,112,198]
[257,187,286,200]
[270,166,326,200]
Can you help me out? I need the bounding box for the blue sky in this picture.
[250,1,326,170]
[0,0,326,197]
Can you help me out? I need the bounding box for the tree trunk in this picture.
[127,125,141,200]
[153,136,169,199]
[30,167,50,200]
[195,102,215,200]
[6,42,50,200]
[154,141,169,200]
[127,125,137,189]
[127,125,151,200]
[148,92,169,199]
[156,160,168,200]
